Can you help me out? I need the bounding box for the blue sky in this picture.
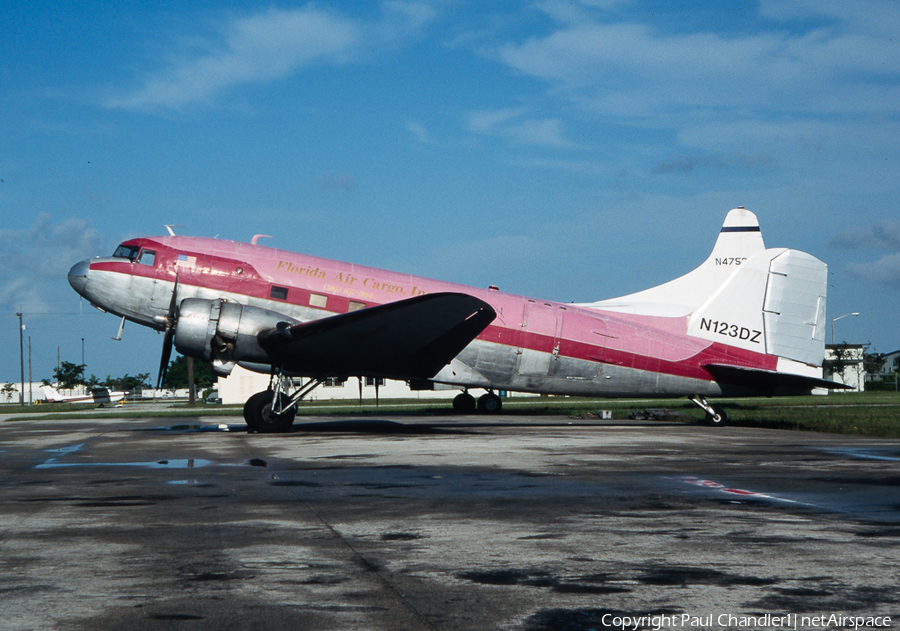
[2,0,899,385]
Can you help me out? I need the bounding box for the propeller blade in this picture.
[166,273,180,318]
[157,328,174,389]
[157,274,180,389]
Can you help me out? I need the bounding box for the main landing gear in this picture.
[689,395,729,426]
[453,390,502,415]
[243,375,324,433]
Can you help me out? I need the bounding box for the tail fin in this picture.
[41,385,64,402]
[687,247,828,367]
[580,207,829,371]
[581,207,766,316]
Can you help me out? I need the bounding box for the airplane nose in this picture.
[68,259,90,296]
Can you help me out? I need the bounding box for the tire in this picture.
[705,407,728,427]
[244,390,296,433]
[452,392,477,414]
[477,393,502,414]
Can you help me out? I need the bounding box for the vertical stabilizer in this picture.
[687,248,828,366]
[41,385,64,402]
[580,208,766,316]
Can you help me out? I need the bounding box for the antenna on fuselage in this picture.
[251,234,272,245]
[165,225,181,236]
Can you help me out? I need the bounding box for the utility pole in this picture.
[187,356,195,405]
[28,336,33,406]
[17,312,24,406]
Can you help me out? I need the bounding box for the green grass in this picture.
[3,392,899,437]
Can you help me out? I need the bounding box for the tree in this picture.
[824,345,852,383]
[2,382,16,403]
[863,351,888,376]
[162,355,217,390]
[54,361,86,389]
[101,373,151,393]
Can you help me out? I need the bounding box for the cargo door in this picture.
[516,302,561,375]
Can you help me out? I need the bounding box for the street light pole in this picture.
[831,312,860,344]
[16,312,24,406]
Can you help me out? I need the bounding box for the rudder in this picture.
[688,248,827,366]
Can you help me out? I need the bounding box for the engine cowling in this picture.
[174,298,298,376]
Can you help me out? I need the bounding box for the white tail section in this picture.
[687,248,828,366]
[580,207,829,368]
[580,208,766,316]
[41,385,64,402]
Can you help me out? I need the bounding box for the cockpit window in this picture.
[137,250,156,266]
[113,244,140,261]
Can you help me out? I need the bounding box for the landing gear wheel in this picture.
[705,408,728,427]
[244,390,296,433]
[477,392,502,414]
[452,392,476,414]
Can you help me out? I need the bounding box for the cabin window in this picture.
[270,286,289,300]
[310,293,327,308]
[112,244,139,261]
[348,300,366,312]
[137,250,156,266]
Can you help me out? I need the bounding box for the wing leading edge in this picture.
[257,292,496,379]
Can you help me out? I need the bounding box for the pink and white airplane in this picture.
[68,207,843,432]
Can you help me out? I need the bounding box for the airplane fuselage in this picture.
[70,235,790,399]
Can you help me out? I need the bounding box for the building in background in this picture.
[0,382,44,405]
[824,344,866,392]
[215,365,472,405]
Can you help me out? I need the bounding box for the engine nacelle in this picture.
[174,298,298,376]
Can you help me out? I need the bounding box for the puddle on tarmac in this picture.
[821,447,900,462]
[165,424,232,432]
[37,457,213,469]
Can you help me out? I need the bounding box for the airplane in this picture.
[41,385,126,407]
[67,207,845,432]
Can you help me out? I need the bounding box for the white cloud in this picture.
[759,0,900,38]
[846,253,900,288]
[0,213,101,313]
[105,3,444,112]
[831,219,900,251]
[405,120,434,144]
[106,6,360,110]
[466,108,579,149]
[833,218,900,288]
[494,7,900,121]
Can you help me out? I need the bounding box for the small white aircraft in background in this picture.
[41,385,126,407]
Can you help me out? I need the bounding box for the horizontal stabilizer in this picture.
[705,363,853,394]
[258,292,496,379]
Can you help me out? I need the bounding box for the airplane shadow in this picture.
[285,418,473,435]
[281,417,686,435]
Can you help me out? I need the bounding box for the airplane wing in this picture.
[257,292,496,379]
[704,363,854,393]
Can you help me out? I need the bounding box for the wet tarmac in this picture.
[1,413,899,630]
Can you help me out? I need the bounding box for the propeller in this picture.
[157,274,180,389]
